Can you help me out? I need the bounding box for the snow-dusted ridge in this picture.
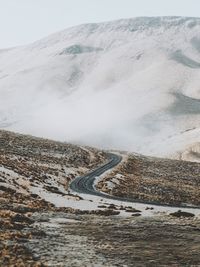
[0,16,200,159]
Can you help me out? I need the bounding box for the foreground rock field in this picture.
[0,130,200,266]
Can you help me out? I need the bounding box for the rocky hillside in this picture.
[96,153,200,206]
[0,129,107,209]
[1,130,200,266]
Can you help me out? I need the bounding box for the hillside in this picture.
[97,153,200,206]
[0,129,106,209]
[0,17,200,159]
[1,129,200,266]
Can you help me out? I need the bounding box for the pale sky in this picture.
[0,0,200,48]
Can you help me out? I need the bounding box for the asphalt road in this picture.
[70,153,122,198]
[69,152,200,209]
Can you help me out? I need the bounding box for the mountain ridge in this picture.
[0,16,200,159]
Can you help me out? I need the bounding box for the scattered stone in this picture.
[108,204,117,209]
[92,209,120,216]
[98,205,107,208]
[131,213,142,217]
[145,207,154,210]
[170,210,195,218]
[125,207,141,213]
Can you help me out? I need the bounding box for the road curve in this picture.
[69,153,200,209]
[70,153,122,197]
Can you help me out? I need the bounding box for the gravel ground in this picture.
[1,211,200,266]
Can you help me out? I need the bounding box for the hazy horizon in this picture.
[0,0,200,48]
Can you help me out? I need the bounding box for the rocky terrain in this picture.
[1,210,200,266]
[0,129,107,201]
[1,129,200,266]
[96,153,200,207]
[0,130,107,266]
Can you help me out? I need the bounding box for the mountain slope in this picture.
[0,16,200,158]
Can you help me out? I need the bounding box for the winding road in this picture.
[70,153,200,210]
[70,153,122,198]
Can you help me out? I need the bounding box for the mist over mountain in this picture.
[0,16,200,158]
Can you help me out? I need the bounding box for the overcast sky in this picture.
[0,0,200,48]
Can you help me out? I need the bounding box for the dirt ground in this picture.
[1,209,200,266]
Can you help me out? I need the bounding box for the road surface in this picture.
[70,153,200,209]
[70,153,122,198]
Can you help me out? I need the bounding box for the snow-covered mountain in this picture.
[0,16,200,158]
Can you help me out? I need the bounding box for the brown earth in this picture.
[1,130,200,266]
[96,154,200,206]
